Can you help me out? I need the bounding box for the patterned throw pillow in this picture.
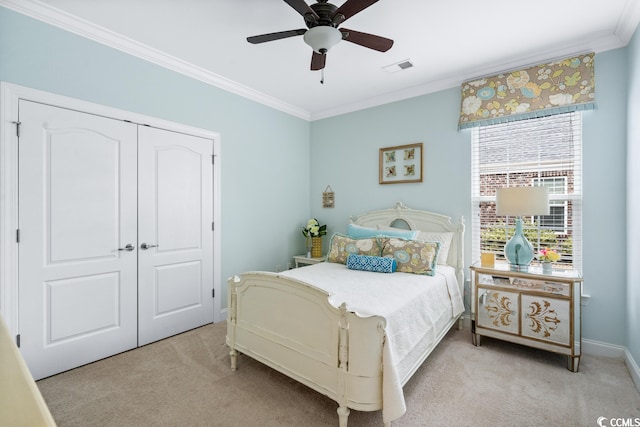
[327,233,384,264]
[346,254,397,273]
[381,238,440,276]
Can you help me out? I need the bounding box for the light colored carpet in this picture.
[37,322,640,426]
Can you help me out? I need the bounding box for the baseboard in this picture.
[219,308,228,322]
[460,314,472,330]
[582,338,626,359]
[581,338,640,393]
[625,348,640,394]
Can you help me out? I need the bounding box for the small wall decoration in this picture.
[323,185,334,208]
[379,143,423,184]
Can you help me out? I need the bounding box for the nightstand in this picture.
[293,255,326,268]
[470,263,583,372]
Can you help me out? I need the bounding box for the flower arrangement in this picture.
[302,218,327,238]
[538,248,561,263]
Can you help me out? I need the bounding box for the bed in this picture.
[226,203,465,426]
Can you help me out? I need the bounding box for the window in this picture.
[471,112,583,270]
[534,176,568,233]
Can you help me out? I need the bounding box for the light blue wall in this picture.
[627,26,640,365]
[0,7,311,305]
[582,49,628,345]
[1,6,636,350]
[311,50,630,345]
[310,90,470,231]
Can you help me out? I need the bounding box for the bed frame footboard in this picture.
[227,272,387,426]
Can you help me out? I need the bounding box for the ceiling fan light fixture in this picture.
[303,26,342,53]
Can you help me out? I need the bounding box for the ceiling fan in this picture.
[247,0,393,72]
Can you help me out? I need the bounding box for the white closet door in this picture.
[137,126,213,346]
[18,100,138,380]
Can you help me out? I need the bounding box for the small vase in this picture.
[542,262,553,274]
[306,236,312,258]
[311,236,322,258]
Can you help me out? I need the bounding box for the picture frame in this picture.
[379,142,423,184]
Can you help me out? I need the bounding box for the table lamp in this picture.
[496,186,549,271]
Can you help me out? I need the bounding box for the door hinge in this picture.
[16,334,20,348]
[212,289,215,299]
[212,222,214,231]
[12,121,21,137]
[211,154,215,164]
[16,229,20,243]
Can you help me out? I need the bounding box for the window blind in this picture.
[471,112,583,271]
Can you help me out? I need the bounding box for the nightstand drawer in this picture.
[478,273,570,297]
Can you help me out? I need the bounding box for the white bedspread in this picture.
[281,262,464,423]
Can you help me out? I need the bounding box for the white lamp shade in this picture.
[496,186,549,216]
[303,26,342,53]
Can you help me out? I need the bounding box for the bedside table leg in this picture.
[471,320,481,346]
[568,356,580,372]
[472,333,481,346]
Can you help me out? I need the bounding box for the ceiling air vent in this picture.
[383,59,414,73]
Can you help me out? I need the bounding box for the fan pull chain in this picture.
[321,68,325,84]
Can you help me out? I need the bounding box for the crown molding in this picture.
[2,0,637,123]
[0,0,311,121]
[616,0,640,45]
[311,28,633,121]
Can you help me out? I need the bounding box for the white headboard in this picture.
[350,202,465,288]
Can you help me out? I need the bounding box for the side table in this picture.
[470,263,583,372]
[293,255,326,268]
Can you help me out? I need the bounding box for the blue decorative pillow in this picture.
[346,254,397,273]
[347,223,418,240]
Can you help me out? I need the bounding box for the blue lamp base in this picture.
[504,217,534,272]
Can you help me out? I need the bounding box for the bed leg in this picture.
[337,406,350,427]
[229,349,237,371]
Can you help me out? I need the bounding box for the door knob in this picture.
[140,243,158,250]
[118,244,135,252]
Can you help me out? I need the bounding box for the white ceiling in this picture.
[4,0,640,120]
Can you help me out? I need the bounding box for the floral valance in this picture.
[458,52,595,130]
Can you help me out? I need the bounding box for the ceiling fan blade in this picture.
[332,0,379,23]
[284,0,320,20]
[311,51,326,70]
[247,29,307,44]
[340,28,393,52]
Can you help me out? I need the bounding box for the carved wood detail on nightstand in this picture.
[525,299,560,338]
[485,292,516,328]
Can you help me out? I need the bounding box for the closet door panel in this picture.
[18,100,138,380]
[138,126,213,346]
[155,147,202,251]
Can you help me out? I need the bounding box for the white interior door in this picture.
[18,100,138,380]
[137,126,214,346]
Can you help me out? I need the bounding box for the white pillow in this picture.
[416,231,454,265]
